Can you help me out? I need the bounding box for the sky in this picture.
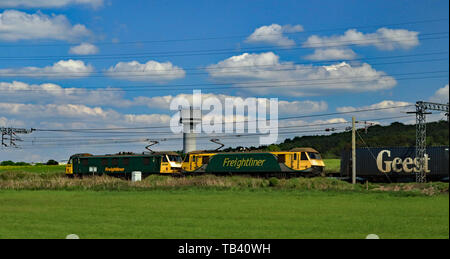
[0,0,448,162]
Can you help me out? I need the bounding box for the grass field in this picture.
[0,163,448,239]
[323,159,340,173]
[0,165,65,174]
[0,189,447,239]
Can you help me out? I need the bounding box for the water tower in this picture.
[180,107,202,153]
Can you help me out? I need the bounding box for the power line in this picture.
[1,53,447,78]
[2,70,448,94]
[0,17,447,48]
[0,33,447,61]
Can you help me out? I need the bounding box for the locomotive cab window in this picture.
[168,155,182,163]
[308,152,322,160]
[101,158,108,166]
[300,152,308,160]
[277,154,286,163]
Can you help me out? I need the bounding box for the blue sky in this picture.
[0,0,448,162]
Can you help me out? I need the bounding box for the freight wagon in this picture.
[181,148,325,177]
[65,152,183,177]
[340,146,449,182]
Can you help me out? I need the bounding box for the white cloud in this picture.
[0,102,172,128]
[0,10,92,42]
[303,28,419,50]
[106,60,186,82]
[124,114,171,125]
[337,100,412,112]
[0,81,328,116]
[0,81,130,106]
[69,43,99,55]
[0,103,110,119]
[280,118,348,127]
[130,93,328,115]
[206,52,397,96]
[0,116,25,127]
[245,24,303,47]
[0,0,103,8]
[278,100,328,115]
[336,100,414,123]
[304,48,357,61]
[429,84,449,103]
[0,60,94,78]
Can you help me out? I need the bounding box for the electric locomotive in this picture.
[181,148,325,177]
[66,152,183,177]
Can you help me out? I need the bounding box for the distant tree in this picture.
[0,160,15,166]
[46,160,59,165]
[14,162,30,166]
[267,144,281,152]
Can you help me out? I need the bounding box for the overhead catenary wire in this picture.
[34,106,415,133]
[18,114,436,150]
[18,115,427,148]
[23,115,415,139]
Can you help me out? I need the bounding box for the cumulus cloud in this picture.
[0,102,172,127]
[429,84,449,103]
[336,100,414,123]
[106,60,186,82]
[130,93,328,116]
[304,48,357,61]
[280,118,348,127]
[0,60,94,78]
[245,24,303,47]
[206,52,397,96]
[0,81,328,116]
[0,116,25,127]
[0,81,130,107]
[0,0,104,8]
[0,10,92,42]
[303,28,419,50]
[69,43,99,55]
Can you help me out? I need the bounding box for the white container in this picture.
[131,171,142,182]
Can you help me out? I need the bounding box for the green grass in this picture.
[323,159,340,173]
[0,165,65,174]
[0,189,447,239]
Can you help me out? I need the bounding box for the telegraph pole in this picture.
[352,116,356,184]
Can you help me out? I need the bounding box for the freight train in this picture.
[340,146,449,182]
[65,148,325,178]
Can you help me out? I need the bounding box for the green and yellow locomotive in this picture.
[181,148,325,177]
[66,152,183,177]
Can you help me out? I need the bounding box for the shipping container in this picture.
[340,146,449,182]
